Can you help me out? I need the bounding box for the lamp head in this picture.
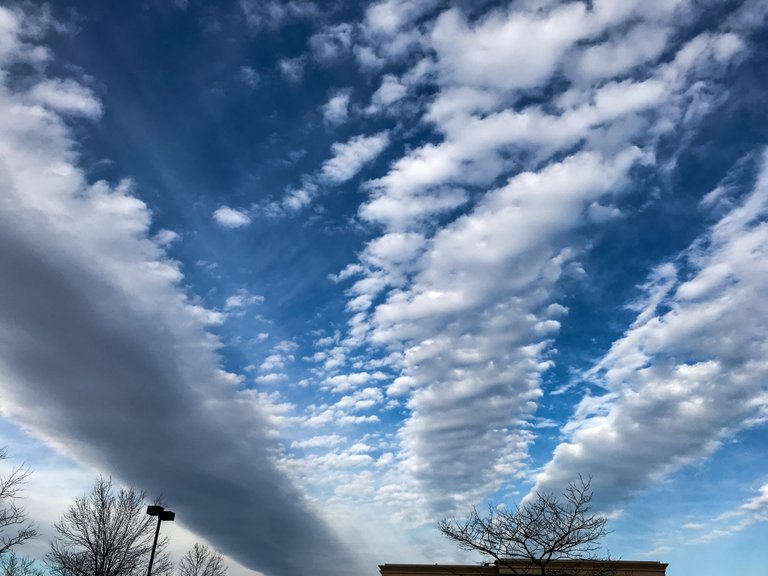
[146,505,165,516]
[160,510,175,522]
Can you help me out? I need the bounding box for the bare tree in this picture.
[177,544,227,576]
[438,476,611,576]
[47,477,171,576]
[0,552,45,576]
[0,448,38,557]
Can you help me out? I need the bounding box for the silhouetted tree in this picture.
[0,552,45,576]
[0,447,38,557]
[177,544,227,576]
[438,476,611,576]
[47,477,171,576]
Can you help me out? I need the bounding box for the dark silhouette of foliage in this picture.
[0,448,38,557]
[0,552,45,576]
[177,543,227,576]
[439,476,611,576]
[47,477,171,576]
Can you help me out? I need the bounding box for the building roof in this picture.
[380,560,668,576]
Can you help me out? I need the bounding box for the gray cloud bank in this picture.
[0,7,362,576]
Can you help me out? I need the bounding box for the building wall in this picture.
[380,560,667,576]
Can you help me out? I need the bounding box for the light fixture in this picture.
[146,505,175,576]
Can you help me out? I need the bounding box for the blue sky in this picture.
[1,1,767,576]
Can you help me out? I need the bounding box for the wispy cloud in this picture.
[239,0,318,32]
[365,74,407,114]
[27,78,102,118]
[278,56,305,83]
[310,23,353,65]
[224,288,264,315]
[322,89,352,125]
[239,65,260,89]
[321,132,390,183]
[532,152,768,507]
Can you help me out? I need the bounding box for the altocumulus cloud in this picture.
[532,152,768,507]
[214,205,252,228]
[318,0,768,523]
[0,7,362,576]
[321,132,390,183]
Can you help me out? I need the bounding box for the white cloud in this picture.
[360,80,660,231]
[154,229,179,246]
[386,375,414,396]
[240,65,260,88]
[362,232,424,272]
[366,74,407,113]
[360,23,745,234]
[352,45,384,71]
[340,233,427,313]
[531,153,768,507]
[274,340,298,354]
[682,522,707,530]
[278,56,304,83]
[322,89,351,125]
[681,482,768,545]
[28,78,102,118]
[325,372,373,393]
[213,206,251,228]
[239,0,318,31]
[254,372,289,384]
[338,414,380,425]
[304,2,755,525]
[260,354,288,372]
[0,7,50,66]
[321,132,390,183]
[276,179,318,213]
[364,0,424,36]
[224,288,264,310]
[740,484,768,516]
[430,4,594,92]
[237,390,299,434]
[379,149,634,318]
[354,0,437,68]
[302,407,380,428]
[347,149,641,514]
[569,23,671,83]
[313,451,373,468]
[291,434,344,449]
[360,183,468,232]
[335,387,383,413]
[309,23,353,64]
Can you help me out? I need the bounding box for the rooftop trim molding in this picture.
[380,560,668,576]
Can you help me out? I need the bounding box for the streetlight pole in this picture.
[146,505,175,576]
